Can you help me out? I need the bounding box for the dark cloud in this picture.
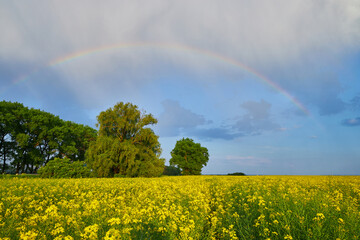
[350,94,360,111]
[240,100,271,119]
[263,65,350,116]
[190,128,242,140]
[1,1,359,76]
[157,99,282,140]
[233,100,281,135]
[156,100,207,137]
[341,117,360,127]
[1,0,359,121]
[306,76,346,116]
[156,100,241,140]
[284,73,346,116]
[317,97,346,116]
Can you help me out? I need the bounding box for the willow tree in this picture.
[86,102,165,177]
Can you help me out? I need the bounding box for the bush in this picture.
[227,172,246,176]
[113,174,127,178]
[0,173,40,179]
[163,165,182,176]
[38,157,92,178]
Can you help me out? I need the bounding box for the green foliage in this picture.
[0,101,21,173]
[170,138,209,175]
[228,172,246,176]
[86,102,165,177]
[113,173,127,178]
[0,100,97,174]
[0,173,40,179]
[38,157,92,178]
[163,165,182,176]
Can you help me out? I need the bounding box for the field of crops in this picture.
[0,176,359,240]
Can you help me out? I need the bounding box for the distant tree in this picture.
[170,138,209,175]
[228,172,246,176]
[163,165,181,176]
[86,102,165,177]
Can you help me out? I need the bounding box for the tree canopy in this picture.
[170,138,209,175]
[86,102,165,177]
[0,100,97,174]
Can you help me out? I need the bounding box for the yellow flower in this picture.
[51,223,65,236]
[104,228,121,240]
[81,224,99,240]
[108,217,121,226]
[313,213,325,221]
[20,230,38,240]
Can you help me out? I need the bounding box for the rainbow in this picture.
[10,42,310,115]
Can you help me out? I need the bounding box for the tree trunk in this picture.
[1,137,5,173]
[16,163,20,174]
[2,150,6,173]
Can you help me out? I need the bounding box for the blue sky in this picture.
[1,0,359,175]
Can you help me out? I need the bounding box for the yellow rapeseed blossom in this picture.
[108,218,121,226]
[104,228,121,240]
[19,230,38,240]
[0,176,359,239]
[313,213,325,221]
[338,218,345,224]
[81,224,99,240]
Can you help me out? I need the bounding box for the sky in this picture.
[1,0,360,175]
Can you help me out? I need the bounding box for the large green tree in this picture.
[170,138,209,175]
[0,101,20,173]
[86,102,165,177]
[0,100,97,174]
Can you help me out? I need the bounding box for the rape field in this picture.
[0,176,359,240]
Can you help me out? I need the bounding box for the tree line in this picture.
[0,101,97,174]
[1,100,210,177]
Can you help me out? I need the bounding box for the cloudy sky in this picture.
[1,0,360,175]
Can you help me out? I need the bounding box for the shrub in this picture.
[113,173,127,178]
[0,173,40,179]
[163,165,182,176]
[227,172,246,176]
[38,157,92,178]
